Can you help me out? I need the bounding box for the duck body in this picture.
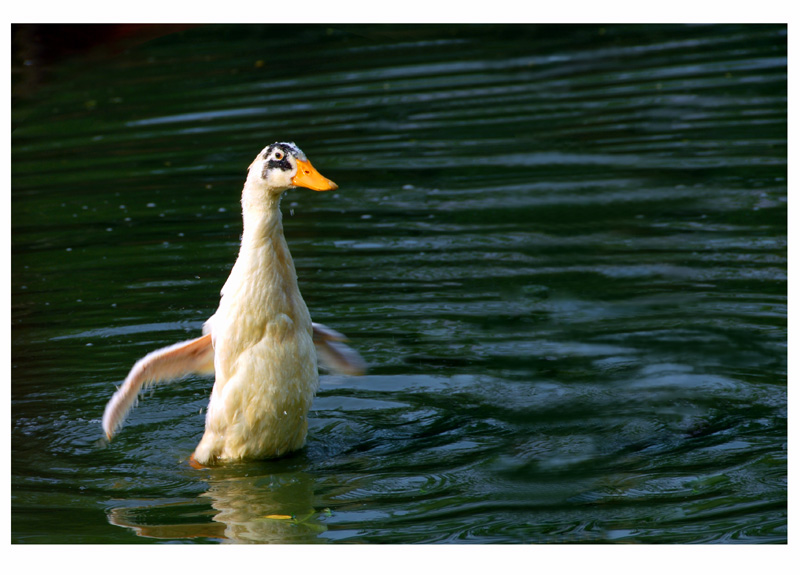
[196,193,317,463]
[102,142,364,466]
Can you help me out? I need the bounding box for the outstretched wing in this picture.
[103,324,364,440]
[312,322,367,376]
[102,333,215,440]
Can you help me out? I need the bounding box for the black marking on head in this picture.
[262,143,293,176]
[260,142,305,178]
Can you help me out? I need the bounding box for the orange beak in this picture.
[291,158,338,191]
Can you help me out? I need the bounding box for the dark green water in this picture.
[12,24,786,543]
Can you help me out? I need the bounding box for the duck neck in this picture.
[241,194,285,248]
[220,191,305,322]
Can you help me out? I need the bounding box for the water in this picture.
[11,24,786,544]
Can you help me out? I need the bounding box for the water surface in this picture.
[12,24,786,543]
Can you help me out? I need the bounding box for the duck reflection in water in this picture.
[107,468,329,543]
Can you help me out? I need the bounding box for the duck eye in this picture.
[273,151,284,161]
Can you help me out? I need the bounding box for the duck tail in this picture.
[102,333,215,441]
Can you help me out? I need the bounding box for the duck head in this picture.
[245,142,338,196]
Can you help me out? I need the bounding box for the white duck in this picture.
[102,142,365,466]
